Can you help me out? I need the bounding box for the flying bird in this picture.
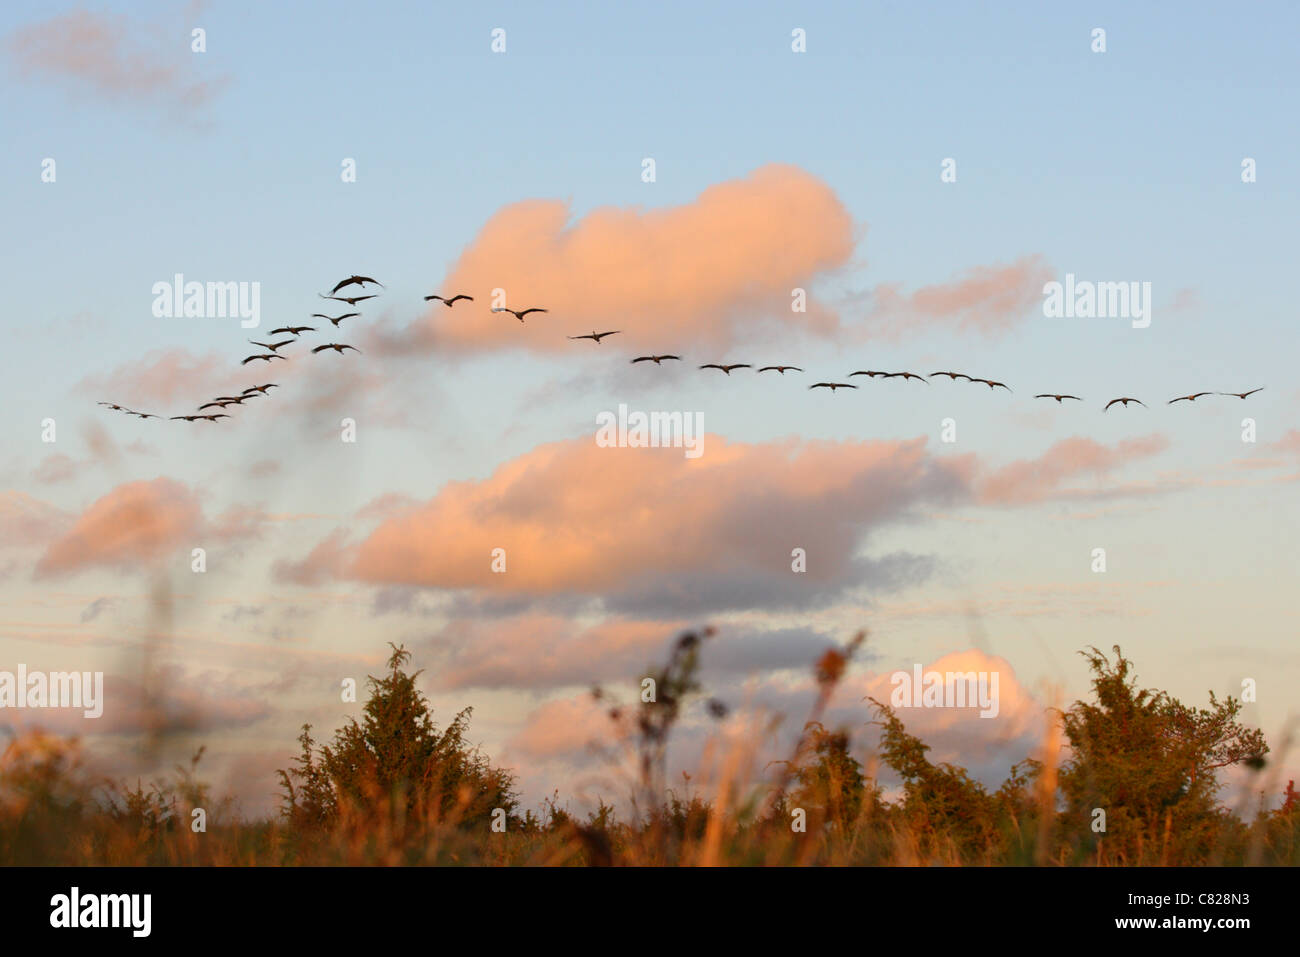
[243,384,279,394]
[424,294,473,307]
[198,401,234,411]
[971,378,1012,391]
[249,339,294,352]
[197,414,230,422]
[568,330,621,343]
[808,382,858,391]
[311,312,359,327]
[699,363,752,374]
[269,326,314,336]
[929,371,972,381]
[1219,388,1264,399]
[170,415,201,422]
[1168,392,1214,404]
[491,306,548,322]
[311,343,362,355]
[241,353,286,365]
[631,355,680,365]
[884,372,929,383]
[97,402,131,411]
[330,275,382,294]
[129,412,159,419]
[1104,397,1147,410]
[848,370,890,378]
[320,293,376,306]
[757,365,803,374]
[1034,394,1083,403]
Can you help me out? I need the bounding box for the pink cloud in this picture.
[377,164,855,356]
[868,256,1054,340]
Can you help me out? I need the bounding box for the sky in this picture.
[1,0,1297,818]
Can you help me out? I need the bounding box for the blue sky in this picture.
[1,1,1297,814]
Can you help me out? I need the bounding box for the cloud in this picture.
[973,434,1169,505]
[376,164,855,356]
[0,491,71,547]
[867,256,1054,340]
[293,434,964,612]
[76,348,240,408]
[5,8,228,117]
[34,478,264,578]
[425,616,842,692]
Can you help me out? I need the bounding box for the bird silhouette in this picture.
[929,371,972,381]
[848,370,890,378]
[884,372,929,383]
[242,384,278,394]
[311,343,361,355]
[129,412,160,419]
[491,306,548,322]
[311,312,359,327]
[631,355,680,365]
[269,326,314,336]
[1218,388,1264,399]
[809,382,858,391]
[241,353,286,365]
[757,365,803,374]
[1034,394,1083,403]
[330,275,382,294]
[970,378,1012,391]
[320,293,376,306]
[197,413,230,422]
[1104,397,1146,410]
[1168,392,1214,404]
[568,330,621,343]
[197,401,235,411]
[97,402,130,411]
[249,339,293,352]
[424,294,473,307]
[699,363,752,375]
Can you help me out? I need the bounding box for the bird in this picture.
[1219,388,1264,399]
[1168,392,1214,404]
[929,371,972,381]
[491,306,548,322]
[97,402,130,411]
[311,312,359,327]
[216,393,259,402]
[568,330,621,343]
[311,343,361,355]
[269,325,314,336]
[241,353,286,365]
[971,378,1012,391]
[170,415,201,421]
[884,372,929,383]
[197,414,230,422]
[129,412,159,419]
[330,275,382,294]
[320,293,376,306]
[1034,394,1083,403]
[1104,397,1147,410]
[631,355,680,365]
[424,294,473,307]
[198,401,235,411]
[249,339,294,352]
[243,384,278,394]
[848,370,890,378]
[808,382,858,391]
[757,365,803,374]
[699,363,752,374]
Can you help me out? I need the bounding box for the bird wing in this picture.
[311,345,331,353]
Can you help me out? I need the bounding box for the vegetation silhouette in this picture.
[0,635,1294,865]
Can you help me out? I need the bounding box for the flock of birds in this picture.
[98,275,384,423]
[97,281,1266,421]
